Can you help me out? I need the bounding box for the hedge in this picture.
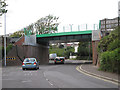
[99,48,120,73]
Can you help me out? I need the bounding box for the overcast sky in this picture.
[0,0,119,35]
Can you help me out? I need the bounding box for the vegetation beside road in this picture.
[0,44,13,59]
[76,42,92,60]
[49,45,74,59]
[98,27,120,74]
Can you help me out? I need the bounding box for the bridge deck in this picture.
[36,30,92,38]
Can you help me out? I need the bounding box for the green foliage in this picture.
[107,38,120,51]
[49,45,74,58]
[77,41,92,60]
[98,27,120,74]
[99,48,120,73]
[1,44,13,59]
[64,46,74,58]
[6,44,13,54]
[10,31,24,37]
[35,15,59,34]
[98,27,120,53]
[49,46,65,57]
[0,0,7,16]
[13,15,59,36]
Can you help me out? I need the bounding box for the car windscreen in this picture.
[24,58,36,62]
[55,58,60,60]
[60,58,64,60]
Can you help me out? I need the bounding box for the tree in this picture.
[49,45,74,58]
[0,0,7,16]
[35,15,59,34]
[59,44,64,49]
[64,46,74,59]
[98,27,120,73]
[77,41,92,60]
[25,23,35,35]
[10,15,59,37]
[10,30,24,37]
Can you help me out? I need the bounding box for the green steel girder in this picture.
[36,32,92,44]
[36,30,92,38]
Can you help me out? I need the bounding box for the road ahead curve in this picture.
[2,60,118,89]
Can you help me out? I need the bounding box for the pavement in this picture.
[77,63,120,86]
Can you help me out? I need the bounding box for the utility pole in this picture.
[4,12,6,67]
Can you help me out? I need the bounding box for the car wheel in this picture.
[22,68,25,70]
[34,67,37,70]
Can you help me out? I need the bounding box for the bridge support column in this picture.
[92,41,99,66]
[92,30,101,66]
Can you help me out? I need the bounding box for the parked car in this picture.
[49,53,57,60]
[22,58,39,70]
[54,57,65,64]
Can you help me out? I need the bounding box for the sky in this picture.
[0,0,119,35]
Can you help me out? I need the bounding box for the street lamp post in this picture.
[4,12,6,67]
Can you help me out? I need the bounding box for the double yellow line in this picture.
[76,65,119,85]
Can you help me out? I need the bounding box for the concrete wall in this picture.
[2,44,49,66]
[1,35,49,66]
[23,45,49,65]
[2,46,24,66]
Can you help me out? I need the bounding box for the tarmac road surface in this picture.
[2,60,118,89]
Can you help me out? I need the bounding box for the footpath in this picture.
[77,62,120,87]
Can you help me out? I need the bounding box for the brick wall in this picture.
[92,41,99,66]
[14,36,25,46]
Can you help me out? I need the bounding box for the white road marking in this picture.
[22,80,32,83]
[48,81,53,86]
[44,72,53,86]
